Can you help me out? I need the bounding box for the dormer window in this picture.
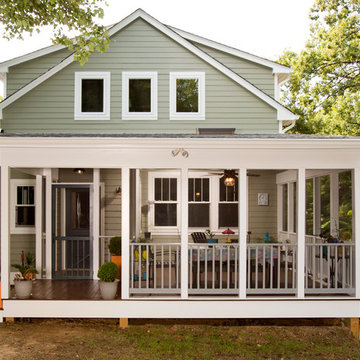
[74,72,110,120]
[122,72,158,120]
[170,72,205,120]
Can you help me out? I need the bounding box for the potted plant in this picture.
[11,251,38,299]
[205,229,218,244]
[108,236,121,278]
[97,262,119,300]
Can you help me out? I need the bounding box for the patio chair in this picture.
[191,232,207,243]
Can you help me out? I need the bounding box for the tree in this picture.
[0,0,109,65]
[279,0,360,135]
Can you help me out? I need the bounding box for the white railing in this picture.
[246,243,297,294]
[305,243,355,295]
[188,244,239,294]
[129,243,181,294]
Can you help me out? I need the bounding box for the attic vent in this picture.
[197,128,235,135]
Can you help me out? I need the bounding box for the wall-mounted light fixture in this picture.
[115,187,121,195]
[171,148,189,158]
[73,168,85,175]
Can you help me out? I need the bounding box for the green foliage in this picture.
[279,0,360,135]
[0,0,109,65]
[11,252,38,280]
[108,236,121,255]
[176,79,199,112]
[97,261,118,282]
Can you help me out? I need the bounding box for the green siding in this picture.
[3,18,278,134]
[193,43,275,98]
[6,48,72,97]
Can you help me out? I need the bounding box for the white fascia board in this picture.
[170,26,292,75]
[0,44,65,71]
[0,55,74,119]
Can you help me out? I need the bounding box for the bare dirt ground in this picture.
[0,318,359,360]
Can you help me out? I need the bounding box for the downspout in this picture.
[282,119,296,134]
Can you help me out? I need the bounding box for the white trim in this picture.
[10,179,36,234]
[121,167,130,299]
[35,175,43,278]
[44,168,52,279]
[169,72,205,120]
[297,168,305,298]
[353,168,360,298]
[74,72,110,121]
[169,26,292,75]
[0,9,297,122]
[92,169,100,279]
[122,71,158,120]
[180,167,189,299]
[238,168,247,299]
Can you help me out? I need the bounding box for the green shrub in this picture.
[108,236,121,256]
[97,262,118,282]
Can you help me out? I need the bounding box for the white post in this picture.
[277,184,282,235]
[121,167,130,299]
[353,168,360,298]
[35,174,42,278]
[238,168,247,299]
[297,168,306,298]
[1,165,10,298]
[314,177,321,236]
[330,172,339,237]
[93,168,100,279]
[44,168,52,279]
[135,169,141,239]
[180,167,189,299]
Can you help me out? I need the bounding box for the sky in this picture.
[0,0,315,96]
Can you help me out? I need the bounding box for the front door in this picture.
[52,184,92,279]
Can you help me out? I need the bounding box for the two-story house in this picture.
[0,9,359,326]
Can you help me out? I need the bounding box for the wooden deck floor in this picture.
[10,280,121,300]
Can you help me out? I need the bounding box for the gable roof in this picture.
[0,9,298,122]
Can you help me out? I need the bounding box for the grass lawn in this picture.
[0,318,359,359]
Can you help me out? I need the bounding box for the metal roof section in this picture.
[0,8,298,123]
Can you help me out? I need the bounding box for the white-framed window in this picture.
[10,179,36,234]
[169,72,205,120]
[122,71,158,120]
[74,72,110,120]
[148,171,238,234]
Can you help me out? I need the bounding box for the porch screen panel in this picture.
[282,184,288,232]
[339,171,352,241]
[188,178,209,227]
[306,179,313,235]
[320,175,330,236]
[154,178,177,227]
[219,178,238,227]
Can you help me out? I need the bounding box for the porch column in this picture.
[92,168,100,279]
[35,174,43,278]
[121,167,130,299]
[1,165,10,298]
[288,182,294,234]
[238,168,247,299]
[44,168,52,279]
[297,168,306,298]
[353,168,360,298]
[180,167,189,299]
[330,172,339,237]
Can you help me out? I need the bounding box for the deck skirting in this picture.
[3,299,360,319]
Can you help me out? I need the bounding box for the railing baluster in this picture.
[285,246,288,289]
[320,244,323,289]
[255,246,258,289]
[342,245,345,289]
[212,246,215,289]
[270,245,273,289]
[219,245,223,290]
[335,245,338,289]
[161,246,164,290]
[205,247,208,289]
[227,246,230,289]
[197,246,200,289]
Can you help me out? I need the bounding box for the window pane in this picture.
[81,79,104,112]
[306,179,314,235]
[189,204,209,227]
[129,79,151,112]
[339,171,352,241]
[219,178,238,201]
[188,178,194,201]
[176,79,198,112]
[202,179,209,201]
[219,204,238,227]
[29,186,35,205]
[16,206,35,226]
[155,178,162,201]
[170,178,177,201]
[155,204,177,226]
[282,184,288,232]
[162,178,169,201]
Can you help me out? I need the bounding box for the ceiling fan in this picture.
[207,169,260,177]
[206,169,260,187]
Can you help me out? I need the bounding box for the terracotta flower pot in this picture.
[111,255,122,279]
[14,280,33,299]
